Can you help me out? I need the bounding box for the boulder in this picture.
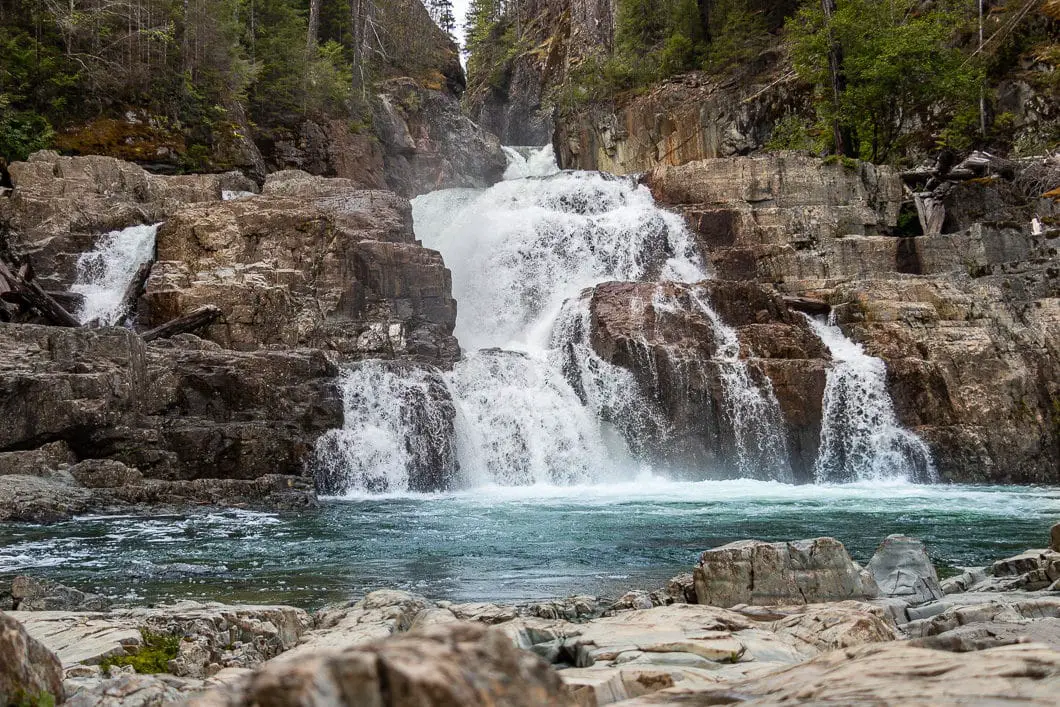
[187,622,577,707]
[8,576,111,612]
[0,441,76,479]
[866,534,944,605]
[0,610,65,705]
[0,475,95,522]
[694,538,878,608]
[1052,523,1060,553]
[68,460,144,488]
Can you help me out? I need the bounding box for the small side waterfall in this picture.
[655,285,793,482]
[71,223,159,325]
[312,361,458,494]
[807,316,937,483]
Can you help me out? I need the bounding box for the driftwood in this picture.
[0,258,80,327]
[141,305,221,342]
[115,261,153,327]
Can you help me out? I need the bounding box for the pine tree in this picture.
[426,0,458,40]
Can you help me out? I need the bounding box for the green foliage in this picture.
[765,113,819,152]
[705,0,769,71]
[11,690,56,707]
[99,630,181,674]
[786,0,983,163]
[0,95,54,162]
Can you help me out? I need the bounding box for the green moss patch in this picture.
[98,630,181,674]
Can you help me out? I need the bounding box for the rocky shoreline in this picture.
[3,525,1059,706]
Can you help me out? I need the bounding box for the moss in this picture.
[11,691,56,707]
[935,564,963,580]
[98,629,180,674]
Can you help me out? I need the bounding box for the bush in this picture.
[0,95,54,162]
[706,0,770,71]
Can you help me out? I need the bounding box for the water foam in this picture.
[807,315,937,483]
[71,223,160,325]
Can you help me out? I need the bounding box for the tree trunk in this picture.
[141,305,221,342]
[821,0,854,157]
[0,260,81,327]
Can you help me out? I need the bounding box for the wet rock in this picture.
[0,610,65,705]
[866,534,944,605]
[1053,523,1060,553]
[0,325,342,488]
[7,576,111,612]
[68,460,144,488]
[4,151,240,290]
[0,441,76,479]
[0,475,95,522]
[694,538,878,608]
[188,622,577,707]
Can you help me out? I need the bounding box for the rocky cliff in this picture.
[0,149,465,517]
[583,152,1060,483]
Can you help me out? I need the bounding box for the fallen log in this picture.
[117,262,152,326]
[0,259,80,327]
[141,305,221,342]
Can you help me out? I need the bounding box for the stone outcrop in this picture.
[0,324,341,506]
[2,576,110,613]
[643,153,1060,483]
[0,610,65,705]
[866,535,945,606]
[188,622,577,707]
[374,79,507,198]
[138,171,459,364]
[557,68,809,174]
[1,151,255,290]
[694,538,877,608]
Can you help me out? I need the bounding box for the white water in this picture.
[653,284,792,482]
[312,362,458,494]
[807,316,937,483]
[71,223,159,325]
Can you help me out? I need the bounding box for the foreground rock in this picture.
[0,610,65,705]
[188,622,576,707]
[867,535,944,605]
[617,642,1060,706]
[694,538,877,608]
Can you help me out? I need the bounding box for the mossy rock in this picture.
[98,630,181,675]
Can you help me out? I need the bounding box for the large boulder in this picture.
[694,538,878,608]
[0,611,65,705]
[187,622,577,707]
[866,534,944,605]
[5,576,110,612]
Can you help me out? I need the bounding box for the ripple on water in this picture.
[0,481,1056,608]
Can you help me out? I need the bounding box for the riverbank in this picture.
[4,528,1059,706]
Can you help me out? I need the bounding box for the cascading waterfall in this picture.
[312,361,458,495]
[807,315,937,483]
[71,223,160,325]
[654,285,793,482]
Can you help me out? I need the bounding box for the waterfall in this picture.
[807,316,937,483]
[71,223,159,325]
[653,284,793,482]
[501,145,562,180]
[312,361,458,495]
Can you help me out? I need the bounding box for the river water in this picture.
[1,481,1056,608]
[3,147,1055,610]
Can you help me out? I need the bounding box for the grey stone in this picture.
[0,610,65,705]
[694,537,878,608]
[866,534,944,605]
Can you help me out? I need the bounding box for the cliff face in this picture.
[636,154,1060,483]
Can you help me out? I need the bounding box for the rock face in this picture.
[644,153,1060,483]
[557,68,809,174]
[1,151,254,290]
[694,538,877,608]
[584,280,829,481]
[0,610,65,705]
[866,535,945,606]
[188,622,577,707]
[1052,523,1060,553]
[139,171,459,364]
[0,324,341,501]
